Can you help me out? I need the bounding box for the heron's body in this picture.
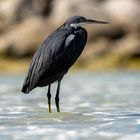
[22,27,87,93]
[22,15,108,112]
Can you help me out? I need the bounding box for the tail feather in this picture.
[21,83,30,94]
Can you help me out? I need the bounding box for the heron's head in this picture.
[64,15,109,29]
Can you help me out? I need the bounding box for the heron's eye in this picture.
[79,18,86,22]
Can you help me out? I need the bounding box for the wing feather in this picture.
[22,27,87,93]
[22,29,73,93]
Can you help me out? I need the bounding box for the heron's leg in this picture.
[47,84,51,113]
[55,81,61,112]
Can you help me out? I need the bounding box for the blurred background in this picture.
[0,0,140,73]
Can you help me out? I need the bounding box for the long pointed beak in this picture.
[86,19,109,24]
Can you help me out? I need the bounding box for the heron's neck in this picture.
[70,23,81,29]
[64,23,82,29]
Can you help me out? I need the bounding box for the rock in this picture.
[103,0,140,26]
[0,17,53,57]
[111,34,140,56]
[0,0,53,31]
[0,0,21,30]
[0,0,140,69]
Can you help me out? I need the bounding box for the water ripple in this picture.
[0,72,140,140]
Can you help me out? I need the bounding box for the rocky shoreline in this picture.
[0,0,140,73]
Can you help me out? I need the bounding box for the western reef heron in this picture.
[22,15,108,113]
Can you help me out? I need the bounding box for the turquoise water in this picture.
[0,72,140,140]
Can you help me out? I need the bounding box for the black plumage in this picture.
[22,15,108,112]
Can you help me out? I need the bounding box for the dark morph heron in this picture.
[22,15,108,113]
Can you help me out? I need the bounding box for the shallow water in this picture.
[0,72,140,140]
